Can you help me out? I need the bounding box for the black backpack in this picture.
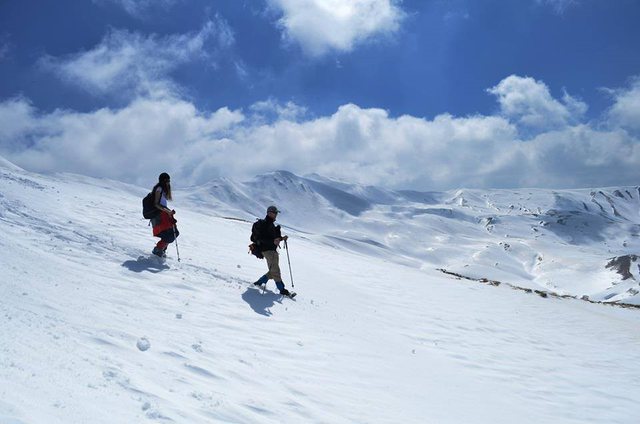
[248,219,265,259]
[142,186,162,219]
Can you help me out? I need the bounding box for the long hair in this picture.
[157,172,172,201]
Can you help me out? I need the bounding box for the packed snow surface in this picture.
[1,160,639,423]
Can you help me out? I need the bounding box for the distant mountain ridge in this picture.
[179,170,640,305]
[1,155,638,305]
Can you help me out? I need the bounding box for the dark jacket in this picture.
[255,215,282,252]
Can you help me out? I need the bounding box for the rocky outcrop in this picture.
[606,255,639,280]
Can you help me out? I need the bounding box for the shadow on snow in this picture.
[241,287,284,316]
[121,256,170,273]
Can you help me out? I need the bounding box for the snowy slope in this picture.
[1,160,640,424]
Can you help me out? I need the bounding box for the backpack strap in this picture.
[153,184,164,206]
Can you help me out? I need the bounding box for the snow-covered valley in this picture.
[1,158,639,423]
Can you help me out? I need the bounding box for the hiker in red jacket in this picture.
[150,172,179,257]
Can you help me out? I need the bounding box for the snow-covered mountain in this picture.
[183,169,640,306]
[1,158,640,424]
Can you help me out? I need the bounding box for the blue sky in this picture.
[0,0,639,189]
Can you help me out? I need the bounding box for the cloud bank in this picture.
[267,0,405,56]
[1,75,638,190]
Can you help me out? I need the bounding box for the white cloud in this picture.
[0,98,40,148]
[488,75,587,132]
[0,96,244,184]
[40,20,233,99]
[94,0,179,17]
[0,43,9,61]
[536,0,578,14]
[518,125,640,188]
[249,98,308,123]
[0,32,12,61]
[1,75,638,190]
[606,76,640,134]
[267,0,405,56]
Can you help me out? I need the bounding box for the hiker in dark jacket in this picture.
[150,172,179,257]
[253,205,292,296]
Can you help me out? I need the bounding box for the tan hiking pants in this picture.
[262,250,282,282]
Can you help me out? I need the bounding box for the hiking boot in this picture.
[254,274,269,287]
[152,247,165,257]
[279,288,291,296]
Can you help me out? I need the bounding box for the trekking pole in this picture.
[172,225,181,262]
[284,239,294,288]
